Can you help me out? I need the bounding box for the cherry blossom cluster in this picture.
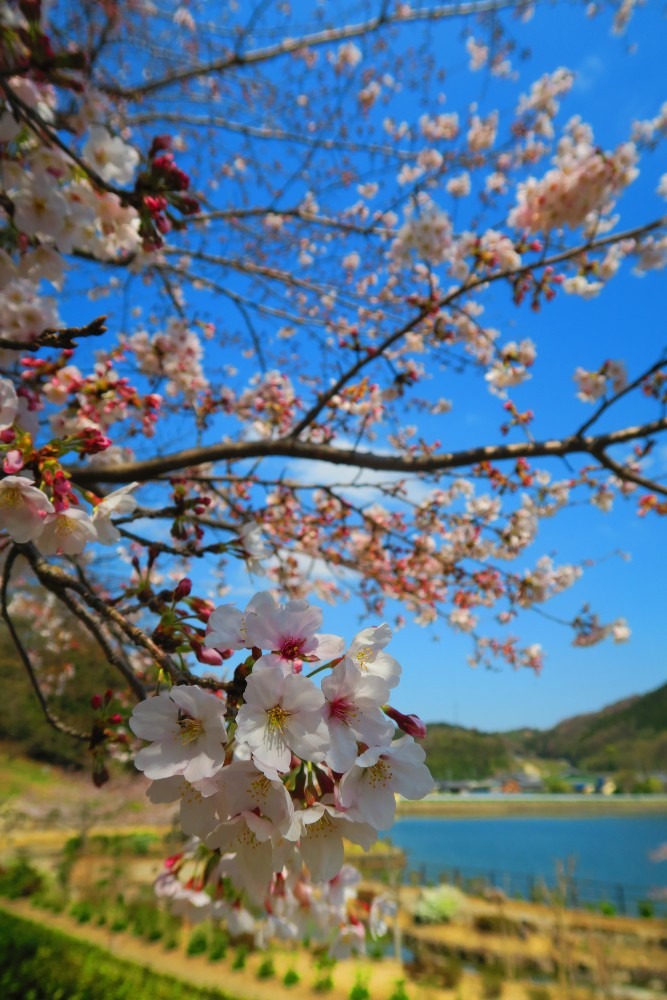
[129,591,434,909]
[509,123,639,233]
[574,360,627,403]
[127,319,209,402]
[156,845,389,957]
[391,201,453,265]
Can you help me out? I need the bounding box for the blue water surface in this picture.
[382,814,667,908]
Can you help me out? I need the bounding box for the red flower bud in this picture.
[174,578,192,600]
[384,705,427,740]
[191,640,223,666]
[90,694,103,710]
[149,134,173,158]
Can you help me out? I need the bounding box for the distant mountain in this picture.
[422,682,667,779]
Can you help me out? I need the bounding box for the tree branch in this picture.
[67,416,667,485]
[0,316,107,353]
[102,0,524,100]
[19,545,187,685]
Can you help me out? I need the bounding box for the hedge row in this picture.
[0,909,236,1000]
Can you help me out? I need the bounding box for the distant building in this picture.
[595,777,616,796]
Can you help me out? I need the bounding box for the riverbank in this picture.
[397,794,667,818]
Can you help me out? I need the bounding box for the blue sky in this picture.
[57,0,667,732]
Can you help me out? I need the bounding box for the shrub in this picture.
[69,900,94,924]
[0,859,43,899]
[389,981,410,1000]
[208,930,228,962]
[412,884,466,924]
[314,975,334,993]
[257,957,275,979]
[0,908,238,1000]
[349,976,370,1000]
[527,988,551,1000]
[638,900,655,919]
[187,929,209,956]
[232,944,248,970]
[283,969,300,987]
[599,900,617,917]
[440,956,463,989]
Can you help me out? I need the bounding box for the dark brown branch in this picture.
[66,416,667,485]
[591,447,667,499]
[0,316,107,353]
[1,548,89,741]
[55,588,147,701]
[576,357,667,438]
[20,545,187,685]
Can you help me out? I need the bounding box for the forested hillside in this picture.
[422,684,667,779]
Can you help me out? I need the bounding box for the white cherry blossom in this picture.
[82,125,140,186]
[245,593,344,672]
[0,476,54,543]
[0,378,18,430]
[92,483,140,545]
[130,685,228,782]
[339,735,435,830]
[235,667,329,773]
[288,803,377,882]
[37,507,98,556]
[322,660,394,773]
[345,624,402,689]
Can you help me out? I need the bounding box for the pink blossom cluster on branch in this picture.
[0,0,667,930]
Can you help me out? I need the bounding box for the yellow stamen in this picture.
[266,705,289,732]
[367,760,392,788]
[356,647,374,670]
[178,715,204,744]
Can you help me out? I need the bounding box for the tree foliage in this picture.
[0,0,666,950]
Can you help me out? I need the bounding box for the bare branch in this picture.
[591,447,667,499]
[20,545,188,685]
[0,316,108,353]
[102,0,525,100]
[576,357,667,438]
[67,416,667,485]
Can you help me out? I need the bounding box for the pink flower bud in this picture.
[384,705,427,739]
[173,578,192,600]
[3,450,24,474]
[149,134,172,157]
[192,641,223,666]
[91,694,103,710]
[0,428,15,443]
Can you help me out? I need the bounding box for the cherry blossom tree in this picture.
[1,0,666,949]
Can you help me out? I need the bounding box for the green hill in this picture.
[419,723,513,781]
[422,682,667,780]
[506,682,667,773]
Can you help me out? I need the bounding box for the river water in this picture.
[382,813,667,912]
